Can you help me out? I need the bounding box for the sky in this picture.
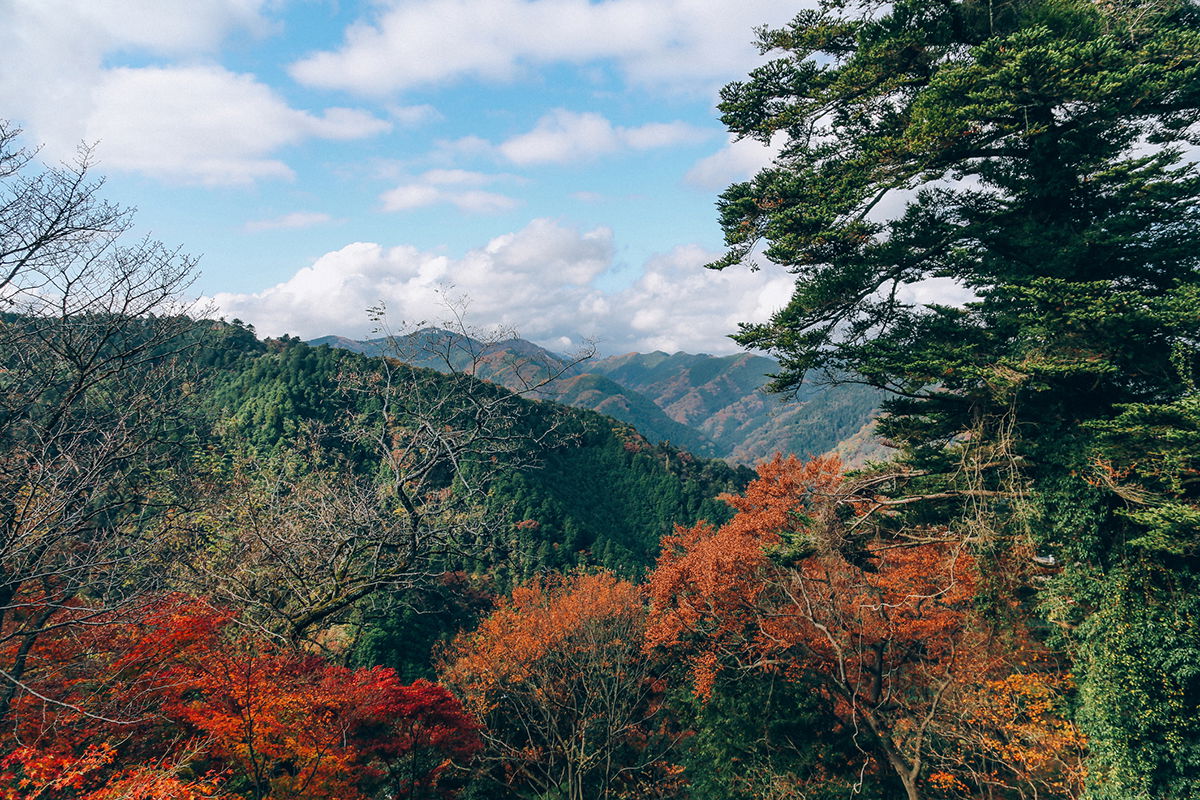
[1,0,817,355]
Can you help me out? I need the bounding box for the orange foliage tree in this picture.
[646,455,1082,800]
[439,571,672,800]
[928,670,1086,798]
[0,597,480,800]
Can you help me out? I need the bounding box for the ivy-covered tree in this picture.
[709,0,1200,795]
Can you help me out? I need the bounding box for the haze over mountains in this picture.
[310,329,884,465]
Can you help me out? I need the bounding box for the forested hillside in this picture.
[197,327,749,582]
[0,112,749,793]
[313,330,883,464]
[587,350,882,464]
[2,0,1199,797]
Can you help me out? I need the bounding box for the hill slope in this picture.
[586,351,882,464]
[200,326,750,579]
[312,330,884,464]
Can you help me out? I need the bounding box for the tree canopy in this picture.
[710,0,1200,795]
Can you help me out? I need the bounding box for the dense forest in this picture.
[2,0,1199,797]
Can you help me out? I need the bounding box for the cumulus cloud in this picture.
[380,170,520,214]
[209,219,798,354]
[897,277,976,307]
[211,219,611,343]
[11,0,271,60]
[244,212,334,232]
[289,0,810,96]
[499,110,709,165]
[616,245,796,353]
[212,220,977,355]
[80,66,390,184]
[422,169,518,186]
[1,1,389,185]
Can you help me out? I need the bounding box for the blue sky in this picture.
[2,0,810,354]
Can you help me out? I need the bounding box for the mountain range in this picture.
[309,329,885,465]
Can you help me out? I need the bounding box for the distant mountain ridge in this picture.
[309,330,884,465]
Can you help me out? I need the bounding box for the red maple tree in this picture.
[0,596,479,800]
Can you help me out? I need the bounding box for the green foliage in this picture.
[316,334,884,466]
[198,338,349,454]
[489,420,749,583]
[183,325,750,677]
[548,371,721,457]
[673,672,883,800]
[1073,566,1200,798]
[1090,394,1200,555]
[709,0,1200,792]
[190,329,749,580]
[349,574,496,682]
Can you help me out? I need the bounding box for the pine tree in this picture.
[709,0,1200,794]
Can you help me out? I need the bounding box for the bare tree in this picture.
[174,305,592,648]
[0,121,197,717]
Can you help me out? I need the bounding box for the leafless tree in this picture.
[173,305,593,649]
[0,121,197,717]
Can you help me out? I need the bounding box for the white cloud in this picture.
[10,0,271,59]
[244,212,334,232]
[380,169,520,214]
[307,106,393,140]
[685,131,787,189]
[453,190,522,213]
[387,104,442,126]
[422,169,511,185]
[0,1,389,185]
[499,110,709,166]
[427,136,498,166]
[209,219,796,354]
[79,66,390,184]
[499,111,615,165]
[289,0,810,96]
[615,244,795,353]
[622,121,708,150]
[211,219,612,343]
[381,184,445,211]
[4,0,265,154]
[897,277,976,307]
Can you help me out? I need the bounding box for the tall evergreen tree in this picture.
[710,0,1200,795]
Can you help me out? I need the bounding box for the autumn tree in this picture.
[647,456,1082,799]
[930,671,1086,798]
[708,0,1200,792]
[0,598,235,799]
[164,636,477,800]
[0,595,480,800]
[439,571,671,800]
